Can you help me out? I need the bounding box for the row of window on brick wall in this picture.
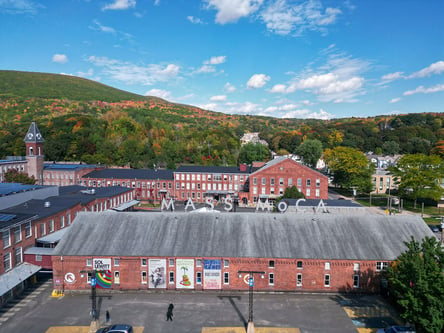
[2,248,23,273]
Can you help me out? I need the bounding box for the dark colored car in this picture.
[96,324,134,333]
[429,225,440,233]
[376,326,415,333]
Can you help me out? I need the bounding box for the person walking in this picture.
[105,310,110,323]
[166,302,174,321]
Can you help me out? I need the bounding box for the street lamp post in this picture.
[80,270,97,320]
[237,270,265,333]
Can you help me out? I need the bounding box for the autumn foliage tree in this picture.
[4,169,36,184]
[323,146,373,192]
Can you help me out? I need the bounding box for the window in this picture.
[36,254,42,262]
[270,178,275,186]
[288,178,293,186]
[297,273,302,286]
[325,262,330,270]
[141,271,147,284]
[261,177,266,185]
[40,223,46,236]
[86,258,92,266]
[353,274,359,288]
[15,247,22,265]
[14,225,21,243]
[196,259,202,267]
[279,178,284,185]
[114,271,120,284]
[324,274,330,287]
[141,258,147,266]
[169,259,174,266]
[253,177,257,185]
[3,230,11,248]
[60,216,65,228]
[297,178,302,186]
[354,263,360,271]
[269,260,275,268]
[269,273,274,285]
[306,179,311,186]
[297,261,303,269]
[196,272,202,284]
[114,258,120,266]
[223,272,229,284]
[49,220,54,233]
[316,179,321,187]
[3,252,11,272]
[224,259,229,268]
[169,271,174,283]
[315,189,320,197]
[376,262,388,271]
[25,222,32,238]
[306,189,311,197]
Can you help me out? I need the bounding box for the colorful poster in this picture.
[176,259,194,289]
[96,270,112,288]
[149,259,166,289]
[203,259,221,289]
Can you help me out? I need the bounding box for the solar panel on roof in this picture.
[0,213,16,222]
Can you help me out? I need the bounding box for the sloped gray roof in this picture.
[53,212,434,261]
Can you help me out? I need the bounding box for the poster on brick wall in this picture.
[203,259,221,290]
[176,259,194,289]
[149,259,166,289]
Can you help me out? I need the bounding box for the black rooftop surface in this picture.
[0,186,133,222]
[83,168,174,180]
[0,212,37,231]
[0,183,43,196]
[54,211,434,261]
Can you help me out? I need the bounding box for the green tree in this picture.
[323,146,373,192]
[238,143,271,165]
[389,154,444,208]
[385,237,444,333]
[382,141,400,155]
[281,185,305,199]
[4,169,36,184]
[296,139,323,168]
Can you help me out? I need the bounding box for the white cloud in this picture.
[0,0,41,14]
[204,55,226,65]
[102,0,136,10]
[260,0,341,36]
[87,56,180,85]
[224,82,236,92]
[409,61,444,78]
[145,88,172,99]
[281,108,333,120]
[205,0,263,24]
[389,97,401,103]
[381,71,404,82]
[187,16,204,24]
[270,84,287,93]
[403,83,444,96]
[194,65,216,74]
[90,20,116,34]
[247,73,270,89]
[199,103,218,111]
[224,101,261,114]
[210,95,227,101]
[52,54,68,64]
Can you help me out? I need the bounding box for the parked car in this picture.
[429,225,440,233]
[96,324,134,333]
[376,326,415,333]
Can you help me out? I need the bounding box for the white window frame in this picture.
[223,272,229,284]
[25,222,32,238]
[114,258,120,266]
[14,225,22,243]
[141,271,147,284]
[3,229,11,248]
[3,252,11,272]
[325,262,330,270]
[268,273,274,286]
[297,273,302,286]
[169,271,174,283]
[353,274,359,288]
[86,258,92,266]
[196,271,202,284]
[376,261,388,271]
[224,259,229,268]
[324,274,330,287]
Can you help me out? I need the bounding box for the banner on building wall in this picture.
[176,259,194,289]
[93,258,111,271]
[96,270,112,288]
[149,259,166,289]
[203,259,221,289]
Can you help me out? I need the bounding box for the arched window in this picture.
[29,147,33,156]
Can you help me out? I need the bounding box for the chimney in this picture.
[240,164,247,172]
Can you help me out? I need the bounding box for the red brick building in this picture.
[82,157,328,206]
[51,211,433,294]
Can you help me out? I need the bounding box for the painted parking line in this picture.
[46,327,144,333]
[202,328,300,333]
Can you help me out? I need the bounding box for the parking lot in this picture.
[0,277,403,333]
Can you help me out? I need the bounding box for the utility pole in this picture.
[237,270,265,333]
[80,270,97,321]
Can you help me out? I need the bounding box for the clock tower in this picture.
[24,121,44,184]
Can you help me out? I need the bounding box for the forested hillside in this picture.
[1,71,443,168]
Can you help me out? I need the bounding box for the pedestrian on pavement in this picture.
[106,310,110,323]
[166,302,174,321]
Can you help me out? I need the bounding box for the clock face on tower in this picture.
[27,133,34,140]
[36,133,41,140]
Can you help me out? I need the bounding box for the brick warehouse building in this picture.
[81,157,329,206]
[51,211,432,293]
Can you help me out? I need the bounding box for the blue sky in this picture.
[1,0,443,119]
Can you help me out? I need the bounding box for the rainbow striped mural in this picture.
[96,270,112,288]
